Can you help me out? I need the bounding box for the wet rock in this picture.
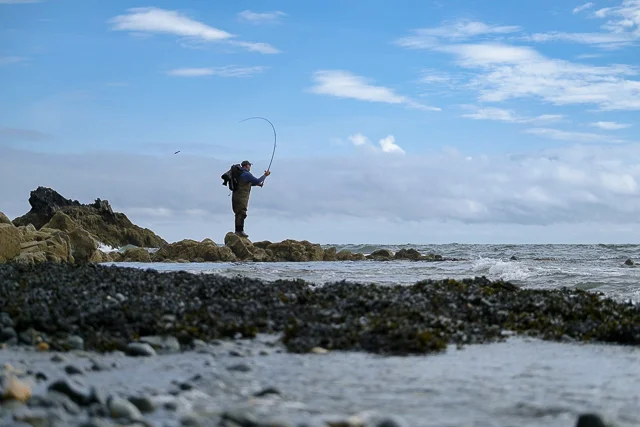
[0,312,13,327]
[139,335,180,353]
[47,378,96,406]
[50,355,66,363]
[227,363,251,372]
[0,327,17,344]
[66,335,85,351]
[78,418,114,427]
[28,391,81,415]
[127,396,155,413]
[366,249,393,261]
[624,258,634,266]
[0,374,31,402]
[576,413,607,427]
[64,364,84,375]
[253,387,280,397]
[122,247,151,263]
[107,396,143,420]
[125,343,157,357]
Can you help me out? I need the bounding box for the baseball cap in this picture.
[241,160,252,166]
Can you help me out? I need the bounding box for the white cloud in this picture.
[378,135,405,154]
[309,70,440,111]
[346,133,405,154]
[109,7,279,54]
[237,10,286,24]
[525,127,627,143]
[348,133,369,146]
[227,40,281,54]
[527,0,640,48]
[396,19,521,48]
[0,56,26,65]
[167,66,267,77]
[573,2,595,14]
[461,106,564,124]
[590,121,632,130]
[417,41,640,111]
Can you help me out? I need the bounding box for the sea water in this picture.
[101,243,640,426]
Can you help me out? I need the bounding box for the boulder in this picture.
[0,211,11,225]
[224,233,255,261]
[0,224,21,263]
[366,249,394,261]
[323,247,338,261]
[12,186,167,248]
[42,211,76,232]
[123,247,152,262]
[336,249,365,261]
[266,239,325,262]
[15,227,74,264]
[68,228,101,263]
[152,238,236,262]
[395,248,422,260]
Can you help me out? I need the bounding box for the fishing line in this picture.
[238,116,277,173]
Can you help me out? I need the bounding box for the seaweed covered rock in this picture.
[12,186,166,248]
[366,249,394,261]
[266,239,325,262]
[153,238,237,263]
[2,263,637,356]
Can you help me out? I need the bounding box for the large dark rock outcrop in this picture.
[12,187,166,248]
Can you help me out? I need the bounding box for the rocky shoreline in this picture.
[1,187,451,265]
[1,262,634,426]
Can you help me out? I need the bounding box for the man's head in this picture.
[241,160,252,170]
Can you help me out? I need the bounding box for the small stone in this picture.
[229,349,243,357]
[139,335,180,353]
[253,387,280,397]
[0,327,17,343]
[115,293,126,302]
[1,375,32,402]
[66,335,84,350]
[78,418,113,427]
[107,396,143,420]
[179,382,194,391]
[51,355,66,363]
[164,400,178,411]
[48,378,94,406]
[36,342,49,352]
[311,347,329,354]
[125,343,157,357]
[576,413,607,427]
[64,365,84,375]
[374,415,409,427]
[181,413,203,427]
[0,313,13,327]
[90,360,110,372]
[624,258,634,266]
[128,396,155,413]
[227,363,251,372]
[12,407,51,427]
[35,372,47,381]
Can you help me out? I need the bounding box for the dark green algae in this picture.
[0,262,638,355]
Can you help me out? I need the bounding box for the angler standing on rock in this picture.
[224,160,270,238]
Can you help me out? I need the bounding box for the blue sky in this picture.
[1,0,640,245]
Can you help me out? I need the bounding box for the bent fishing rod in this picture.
[239,116,277,177]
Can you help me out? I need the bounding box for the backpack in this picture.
[221,164,244,191]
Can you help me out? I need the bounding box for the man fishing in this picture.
[232,160,271,238]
